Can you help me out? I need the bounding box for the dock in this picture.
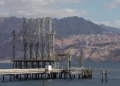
[0,67,92,82]
[0,17,93,82]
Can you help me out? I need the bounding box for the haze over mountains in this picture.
[0,16,120,62]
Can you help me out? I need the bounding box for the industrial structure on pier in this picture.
[12,17,71,69]
[0,17,93,82]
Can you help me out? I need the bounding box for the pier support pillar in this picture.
[102,71,104,83]
[105,71,107,83]
[78,74,81,79]
[3,75,5,82]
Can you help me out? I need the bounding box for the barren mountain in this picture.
[0,16,120,62]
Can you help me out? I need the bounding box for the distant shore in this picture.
[0,60,12,63]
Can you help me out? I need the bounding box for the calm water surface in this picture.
[0,61,120,86]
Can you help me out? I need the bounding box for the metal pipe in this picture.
[30,43,33,59]
[48,18,52,59]
[80,49,84,67]
[42,18,46,59]
[24,42,27,60]
[12,31,16,60]
[12,31,16,69]
[36,18,41,59]
[51,30,56,67]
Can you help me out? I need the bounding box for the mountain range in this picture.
[0,16,120,62]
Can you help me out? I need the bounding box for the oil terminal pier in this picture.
[0,67,92,82]
[0,17,92,82]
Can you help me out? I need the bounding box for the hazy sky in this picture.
[0,0,120,28]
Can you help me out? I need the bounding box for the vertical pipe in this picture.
[37,62,39,68]
[12,31,16,68]
[36,43,39,59]
[22,18,27,60]
[57,62,59,69]
[48,18,52,59]
[36,18,40,59]
[32,61,34,68]
[51,30,56,67]
[16,62,17,69]
[26,61,28,68]
[12,30,16,60]
[41,18,46,60]
[20,62,21,68]
[24,44,26,60]
[30,43,33,59]
[80,49,84,67]
[68,54,72,70]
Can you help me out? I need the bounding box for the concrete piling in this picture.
[105,71,107,83]
[101,70,108,83]
[102,71,104,83]
[3,75,5,82]
[78,74,81,79]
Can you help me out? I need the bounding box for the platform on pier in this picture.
[0,68,61,75]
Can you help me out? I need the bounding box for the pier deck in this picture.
[0,68,63,75]
[0,68,92,82]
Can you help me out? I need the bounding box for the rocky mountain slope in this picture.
[0,16,109,36]
[0,16,120,62]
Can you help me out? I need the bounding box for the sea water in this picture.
[0,61,120,86]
